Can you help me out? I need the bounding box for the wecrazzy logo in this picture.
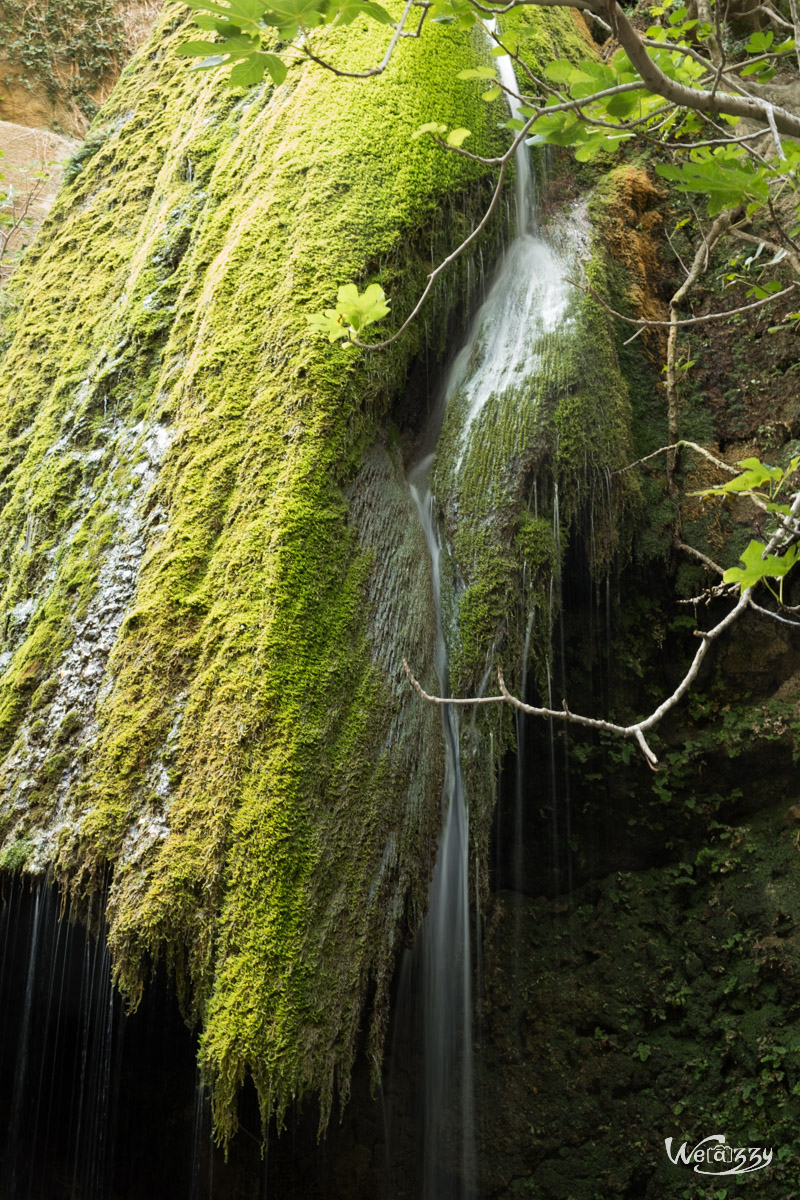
[665,1135,773,1176]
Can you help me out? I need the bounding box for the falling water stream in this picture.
[0,34,589,1200]
[403,34,582,1200]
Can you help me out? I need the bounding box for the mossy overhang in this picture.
[0,0,596,1145]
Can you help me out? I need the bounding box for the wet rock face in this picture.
[0,417,173,870]
[0,0,567,1140]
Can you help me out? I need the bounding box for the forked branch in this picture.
[404,589,760,769]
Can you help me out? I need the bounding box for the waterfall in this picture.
[400,33,587,1200]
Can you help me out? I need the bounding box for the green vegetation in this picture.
[1,0,798,1167]
[481,806,800,1197]
[175,0,799,356]
[0,0,603,1145]
[1,0,125,124]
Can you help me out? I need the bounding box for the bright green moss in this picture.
[433,248,637,699]
[0,836,34,872]
[0,0,594,1146]
[428,182,643,893]
[0,0,618,1144]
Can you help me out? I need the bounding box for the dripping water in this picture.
[0,877,124,1200]
[189,1074,215,1200]
[407,455,476,1200]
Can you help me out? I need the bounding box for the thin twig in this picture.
[677,542,725,576]
[302,0,415,78]
[568,275,798,329]
[403,589,751,768]
[665,209,739,468]
[659,128,770,151]
[612,441,739,476]
[729,226,800,275]
[754,2,794,29]
[749,598,800,628]
[765,103,787,161]
[349,160,509,350]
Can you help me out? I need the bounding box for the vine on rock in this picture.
[2,0,126,124]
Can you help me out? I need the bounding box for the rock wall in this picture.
[0,0,162,136]
[0,0,594,1145]
[475,163,800,1197]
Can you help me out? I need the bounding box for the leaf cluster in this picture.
[176,0,800,346]
[305,283,391,342]
[694,457,800,598]
[179,0,393,85]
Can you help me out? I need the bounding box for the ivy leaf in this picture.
[746,278,782,299]
[722,540,798,591]
[656,151,769,215]
[574,130,633,160]
[745,29,774,52]
[457,66,497,80]
[228,51,287,85]
[175,39,229,57]
[188,54,229,70]
[308,283,391,343]
[692,462,779,497]
[412,122,447,139]
[544,60,575,84]
[335,282,390,329]
[331,0,393,26]
[605,91,640,119]
[527,112,584,147]
[306,309,351,342]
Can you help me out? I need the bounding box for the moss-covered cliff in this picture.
[0,0,599,1143]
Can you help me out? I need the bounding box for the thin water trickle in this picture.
[3,882,43,1199]
[408,454,476,1200]
[190,1073,215,1200]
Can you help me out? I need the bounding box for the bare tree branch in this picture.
[665,209,739,479]
[301,0,416,78]
[763,489,800,556]
[749,598,800,627]
[677,541,725,576]
[612,440,739,477]
[754,2,794,29]
[461,0,800,135]
[729,225,800,275]
[403,590,751,768]
[568,275,799,330]
[604,0,800,137]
